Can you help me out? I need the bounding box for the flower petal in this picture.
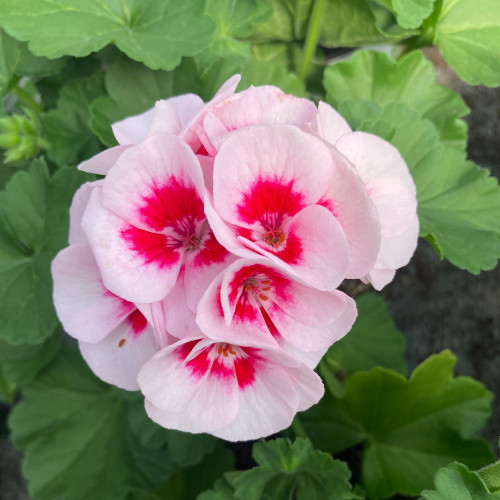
[78,145,131,176]
[79,310,158,390]
[52,244,135,343]
[336,132,417,238]
[102,133,205,234]
[112,107,156,145]
[83,188,183,302]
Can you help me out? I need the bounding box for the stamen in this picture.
[261,286,271,291]
[118,339,126,347]
[259,294,269,301]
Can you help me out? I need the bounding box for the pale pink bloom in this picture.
[78,76,240,176]
[52,182,159,390]
[196,85,318,155]
[314,102,419,289]
[82,133,233,303]
[196,258,357,367]
[138,336,324,441]
[205,124,380,290]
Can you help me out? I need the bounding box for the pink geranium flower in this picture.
[314,102,419,289]
[52,182,158,390]
[205,124,380,290]
[138,336,324,441]
[78,76,241,176]
[82,133,233,304]
[196,258,357,367]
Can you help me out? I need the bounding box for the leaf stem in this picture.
[12,86,43,115]
[478,460,500,493]
[291,415,308,440]
[299,0,326,83]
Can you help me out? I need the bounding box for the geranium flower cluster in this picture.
[52,76,418,441]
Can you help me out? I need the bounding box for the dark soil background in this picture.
[1,49,499,499]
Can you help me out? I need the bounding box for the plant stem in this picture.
[12,86,43,115]
[291,415,308,440]
[299,0,326,83]
[478,460,500,493]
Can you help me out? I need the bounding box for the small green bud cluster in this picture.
[0,108,47,164]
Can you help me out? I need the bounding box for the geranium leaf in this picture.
[233,438,355,500]
[43,72,106,166]
[9,346,173,500]
[196,0,272,72]
[324,50,469,151]
[392,0,437,29]
[0,0,215,71]
[435,0,500,87]
[422,462,496,499]
[302,351,493,499]
[0,332,60,387]
[0,160,93,344]
[326,293,406,380]
[127,400,217,467]
[239,58,307,96]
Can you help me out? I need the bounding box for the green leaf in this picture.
[43,72,106,166]
[416,146,500,272]
[127,399,217,466]
[239,58,308,97]
[233,438,354,500]
[0,332,60,386]
[0,160,93,344]
[324,50,469,151]
[89,57,238,147]
[0,0,215,71]
[302,351,493,499]
[319,0,386,46]
[197,0,272,71]
[250,0,386,46]
[198,474,239,500]
[9,346,173,500]
[249,0,311,42]
[156,442,235,500]
[326,293,406,379]
[0,27,19,93]
[392,0,437,29]
[435,0,500,86]
[422,462,496,499]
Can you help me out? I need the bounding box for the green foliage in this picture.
[391,0,437,29]
[239,58,307,96]
[326,293,407,379]
[155,442,235,500]
[42,72,106,166]
[127,400,217,467]
[234,438,354,500]
[324,50,469,151]
[199,438,359,500]
[302,351,493,499]
[422,462,498,499]
[0,160,93,344]
[0,332,60,388]
[434,0,500,86]
[0,0,215,71]
[9,346,173,500]
[198,0,272,71]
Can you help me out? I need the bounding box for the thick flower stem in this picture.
[478,460,500,493]
[12,85,43,115]
[299,0,326,83]
[291,415,308,440]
